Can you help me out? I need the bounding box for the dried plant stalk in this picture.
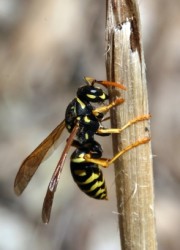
[105,0,157,249]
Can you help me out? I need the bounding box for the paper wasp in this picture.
[14,77,150,223]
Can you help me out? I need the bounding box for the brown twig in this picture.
[105,0,157,249]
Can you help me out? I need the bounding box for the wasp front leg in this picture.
[92,98,125,117]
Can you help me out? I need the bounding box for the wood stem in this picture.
[105,1,157,249]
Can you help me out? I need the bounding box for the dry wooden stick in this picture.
[105,0,157,249]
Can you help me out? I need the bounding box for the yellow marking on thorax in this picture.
[70,106,76,114]
[85,133,89,140]
[67,125,71,130]
[84,116,90,123]
[77,98,86,109]
[72,153,85,163]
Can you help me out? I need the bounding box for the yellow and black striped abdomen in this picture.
[70,161,107,200]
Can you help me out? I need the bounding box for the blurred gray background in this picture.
[0,0,179,250]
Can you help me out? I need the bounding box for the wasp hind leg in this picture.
[89,114,151,167]
[84,137,151,168]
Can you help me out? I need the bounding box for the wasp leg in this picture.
[92,98,125,116]
[97,114,151,134]
[84,137,151,168]
[101,116,110,122]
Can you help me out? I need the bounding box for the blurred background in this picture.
[0,0,179,249]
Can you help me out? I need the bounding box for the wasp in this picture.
[14,77,150,223]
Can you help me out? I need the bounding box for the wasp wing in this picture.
[14,120,66,196]
[42,123,79,223]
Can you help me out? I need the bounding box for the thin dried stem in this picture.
[105,0,157,249]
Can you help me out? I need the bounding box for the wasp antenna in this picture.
[84,77,96,86]
[96,80,127,90]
